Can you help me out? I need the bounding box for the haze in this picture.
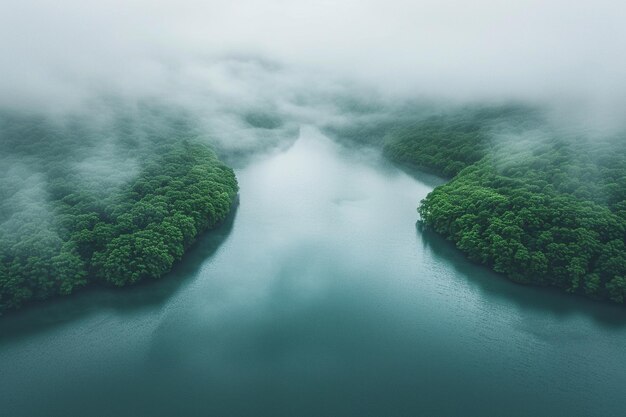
[1,0,625,111]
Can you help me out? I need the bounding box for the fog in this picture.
[1,0,625,108]
[1,1,625,242]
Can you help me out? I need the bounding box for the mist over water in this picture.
[1,2,626,415]
[1,0,625,195]
[1,130,626,417]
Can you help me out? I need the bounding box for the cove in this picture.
[1,127,626,417]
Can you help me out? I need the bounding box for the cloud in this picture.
[1,0,625,110]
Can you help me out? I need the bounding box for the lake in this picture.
[1,127,625,417]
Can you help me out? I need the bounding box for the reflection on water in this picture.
[417,226,626,328]
[0,204,239,341]
[1,127,625,417]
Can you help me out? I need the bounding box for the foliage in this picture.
[330,103,626,303]
[0,109,238,313]
[400,110,626,302]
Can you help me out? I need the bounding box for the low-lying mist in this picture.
[1,1,625,303]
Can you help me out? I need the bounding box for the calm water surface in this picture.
[1,127,626,417]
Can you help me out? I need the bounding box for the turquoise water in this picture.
[1,127,625,417]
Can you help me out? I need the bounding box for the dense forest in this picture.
[3,99,625,312]
[328,104,626,303]
[0,106,238,313]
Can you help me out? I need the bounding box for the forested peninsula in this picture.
[328,105,626,304]
[3,101,625,314]
[0,109,238,313]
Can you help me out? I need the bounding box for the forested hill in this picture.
[328,105,626,304]
[0,109,238,313]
